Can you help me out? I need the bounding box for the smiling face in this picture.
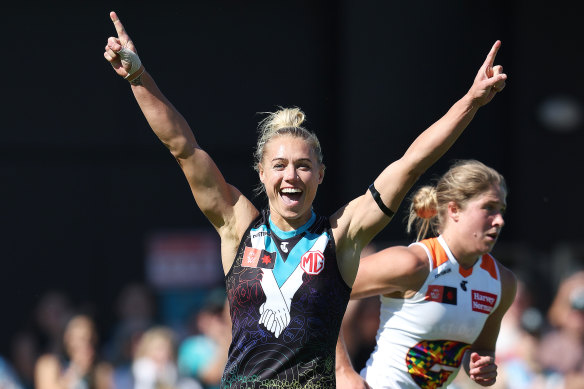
[258,134,324,231]
[443,184,506,267]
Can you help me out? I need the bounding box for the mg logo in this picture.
[301,250,325,275]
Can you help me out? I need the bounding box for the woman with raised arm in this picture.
[335,160,517,389]
[104,11,506,388]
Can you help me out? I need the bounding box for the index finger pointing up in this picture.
[110,11,128,40]
[483,40,502,68]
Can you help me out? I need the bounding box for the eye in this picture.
[483,204,498,215]
[273,163,285,170]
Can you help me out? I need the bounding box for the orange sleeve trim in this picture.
[480,254,499,280]
[420,238,450,269]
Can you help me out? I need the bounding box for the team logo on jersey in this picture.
[460,280,468,291]
[280,242,289,253]
[406,339,470,389]
[471,290,497,314]
[241,247,275,269]
[426,285,457,305]
[300,250,325,275]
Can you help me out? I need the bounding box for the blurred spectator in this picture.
[34,314,113,389]
[177,291,230,389]
[537,271,584,388]
[104,283,157,388]
[132,326,176,389]
[131,326,200,389]
[0,355,24,389]
[9,331,38,389]
[33,290,74,356]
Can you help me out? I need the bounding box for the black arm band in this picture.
[368,183,395,218]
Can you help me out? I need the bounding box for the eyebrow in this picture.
[484,199,507,209]
[271,157,313,163]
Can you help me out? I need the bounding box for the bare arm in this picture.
[350,245,429,300]
[103,12,258,270]
[463,263,517,386]
[333,41,507,283]
[335,331,371,389]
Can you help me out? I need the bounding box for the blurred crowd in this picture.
[1,265,583,389]
[0,282,230,389]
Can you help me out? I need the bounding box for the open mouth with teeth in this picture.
[280,187,303,204]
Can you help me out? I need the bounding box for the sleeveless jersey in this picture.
[360,236,502,389]
[222,209,351,388]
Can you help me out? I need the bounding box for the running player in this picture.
[336,160,517,388]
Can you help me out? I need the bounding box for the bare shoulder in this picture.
[351,244,429,299]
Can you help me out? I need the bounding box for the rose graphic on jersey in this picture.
[405,339,470,389]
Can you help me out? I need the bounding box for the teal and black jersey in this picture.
[222,209,351,388]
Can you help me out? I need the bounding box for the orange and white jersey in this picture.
[360,235,502,389]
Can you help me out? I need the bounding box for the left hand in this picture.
[467,40,507,107]
[468,352,498,386]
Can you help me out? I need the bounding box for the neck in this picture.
[440,233,481,269]
[269,208,314,232]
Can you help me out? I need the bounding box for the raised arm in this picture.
[334,41,507,282]
[103,12,257,270]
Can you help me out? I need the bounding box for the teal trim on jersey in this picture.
[266,230,329,287]
[268,210,316,238]
[265,211,326,287]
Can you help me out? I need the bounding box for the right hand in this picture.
[103,11,144,80]
[467,40,507,107]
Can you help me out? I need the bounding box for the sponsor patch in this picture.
[471,290,497,314]
[426,285,457,305]
[300,250,325,275]
[241,247,275,269]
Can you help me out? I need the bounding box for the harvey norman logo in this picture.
[471,290,497,314]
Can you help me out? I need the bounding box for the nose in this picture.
[494,212,505,228]
[283,165,297,181]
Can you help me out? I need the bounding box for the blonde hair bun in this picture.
[412,186,437,219]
